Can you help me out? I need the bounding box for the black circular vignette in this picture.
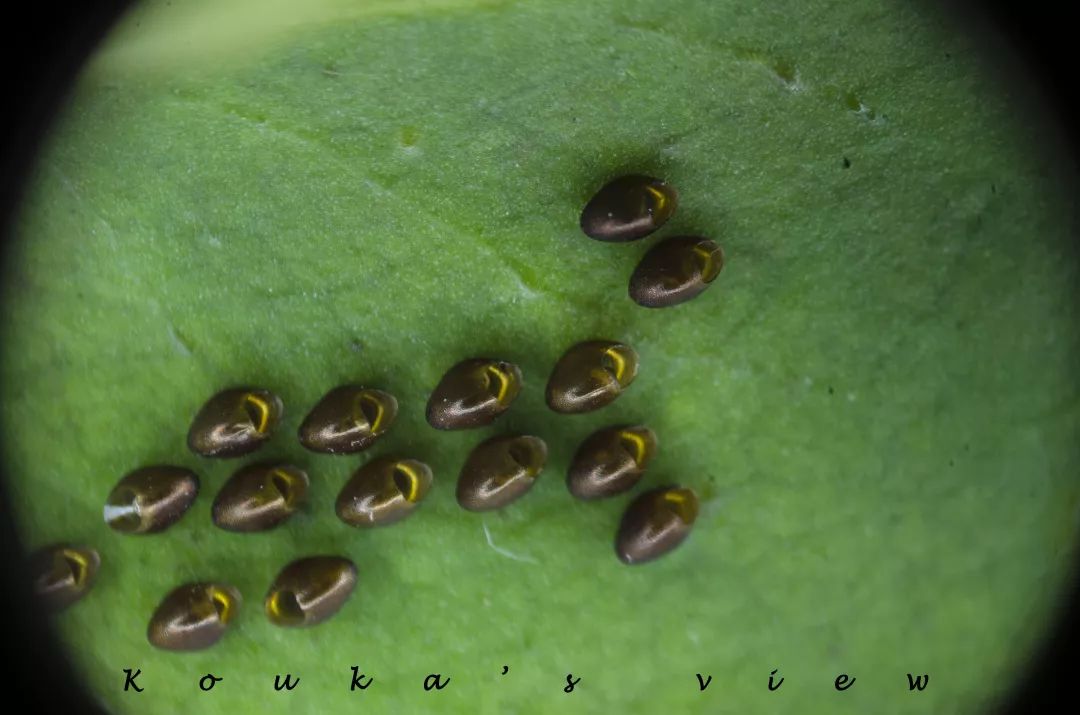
[1,3,133,713]
[0,1,1075,713]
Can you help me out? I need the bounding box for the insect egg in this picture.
[187,387,284,458]
[615,486,699,565]
[29,544,101,612]
[456,434,547,511]
[567,424,657,499]
[298,385,398,454]
[211,463,309,532]
[426,358,523,430]
[629,235,724,308]
[147,582,242,651]
[545,340,639,414]
[579,174,678,242]
[264,556,358,628]
[336,456,433,527]
[104,466,199,535]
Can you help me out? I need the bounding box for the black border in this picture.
[0,2,1075,713]
[2,6,130,713]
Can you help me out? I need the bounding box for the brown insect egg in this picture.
[579,175,678,242]
[456,435,547,511]
[104,466,199,534]
[298,385,398,454]
[426,358,523,430]
[545,340,639,414]
[264,556,357,627]
[211,463,309,532]
[629,235,724,308]
[29,544,101,612]
[567,424,657,499]
[336,456,434,527]
[147,582,242,651]
[187,387,284,458]
[615,486,699,565]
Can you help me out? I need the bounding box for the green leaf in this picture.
[3,0,1078,712]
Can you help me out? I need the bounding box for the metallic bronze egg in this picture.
[336,456,433,527]
[147,582,242,651]
[426,358,522,430]
[580,175,677,242]
[545,340,638,414]
[29,544,101,612]
[264,555,357,627]
[187,387,283,458]
[298,385,398,454]
[456,435,547,511]
[212,463,308,532]
[567,424,657,499]
[615,486,699,565]
[104,466,199,535]
[629,235,724,308]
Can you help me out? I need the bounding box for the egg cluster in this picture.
[30,174,722,651]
